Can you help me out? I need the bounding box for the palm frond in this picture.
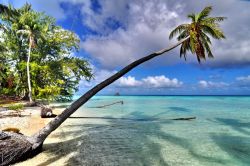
[187,13,196,22]
[197,6,212,21]
[177,30,189,41]
[169,24,189,39]
[203,16,227,23]
[0,4,19,18]
[200,32,212,44]
[203,41,213,58]
[201,23,225,39]
[180,39,191,60]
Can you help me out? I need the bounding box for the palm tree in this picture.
[169,6,226,62]
[1,4,48,102]
[14,4,41,103]
[1,6,226,165]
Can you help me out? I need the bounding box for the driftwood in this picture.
[171,117,196,120]
[40,107,56,118]
[23,101,46,107]
[89,101,124,108]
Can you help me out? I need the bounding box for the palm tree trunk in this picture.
[27,36,33,103]
[28,38,187,149]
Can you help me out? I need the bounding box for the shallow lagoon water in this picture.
[18,96,250,166]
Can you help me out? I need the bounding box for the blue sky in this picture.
[1,0,250,95]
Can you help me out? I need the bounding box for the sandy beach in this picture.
[0,106,70,166]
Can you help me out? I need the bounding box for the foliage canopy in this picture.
[0,3,92,101]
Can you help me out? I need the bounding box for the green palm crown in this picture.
[169,6,226,62]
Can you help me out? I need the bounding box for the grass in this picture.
[8,104,24,111]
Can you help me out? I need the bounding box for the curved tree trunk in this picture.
[27,36,33,103]
[28,38,187,149]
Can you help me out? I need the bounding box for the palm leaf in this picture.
[169,24,189,39]
[203,16,227,23]
[201,24,225,39]
[187,13,196,22]
[197,6,212,21]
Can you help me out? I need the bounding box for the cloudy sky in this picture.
[2,0,250,95]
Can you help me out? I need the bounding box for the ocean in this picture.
[38,96,250,165]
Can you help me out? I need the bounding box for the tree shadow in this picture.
[38,118,172,166]
[208,118,250,165]
[215,118,250,136]
[211,134,250,165]
[168,107,191,113]
[35,112,235,165]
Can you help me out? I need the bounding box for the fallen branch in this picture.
[88,101,124,108]
[171,117,196,120]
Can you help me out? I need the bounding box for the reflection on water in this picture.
[20,96,250,166]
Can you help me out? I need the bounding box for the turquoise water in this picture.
[50,96,250,166]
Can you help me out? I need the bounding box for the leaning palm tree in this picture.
[0,6,226,165]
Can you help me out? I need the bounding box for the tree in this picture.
[0,6,226,165]
[0,4,92,101]
[12,4,51,102]
[169,6,226,62]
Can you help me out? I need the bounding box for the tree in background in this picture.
[0,3,92,101]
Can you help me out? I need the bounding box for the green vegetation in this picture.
[169,6,226,62]
[0,3,92,101]
[8,104,23,111]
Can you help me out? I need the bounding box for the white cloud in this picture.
[116,75,183,88]
[236,75,250,82]
[235,75,250,87]
[142,75,183,88]
[81,0,186,69]
[198,80,229,88]
[80,0,250,69]
[117,76,142,87]
[79,67,183,90]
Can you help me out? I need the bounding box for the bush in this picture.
[8,104,24,111]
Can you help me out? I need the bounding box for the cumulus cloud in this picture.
[198,80,229,88]
[81,0,187,69]
[79,0,250,69]
[117,75,183,89]
[236,75,250,82]
[142,75,183,88]
[79,66,183,90]
[235,75,250,87]
[117,76,142,87]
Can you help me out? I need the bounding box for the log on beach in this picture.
[89,101,124,108]
[171,117,196,120]
[40,107,57,118]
